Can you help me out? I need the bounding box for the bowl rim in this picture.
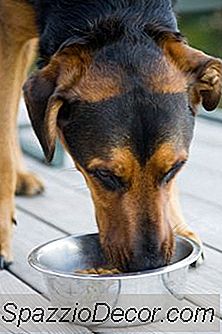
[28,233,202,280]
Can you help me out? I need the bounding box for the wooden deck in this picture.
[0,117,222,333]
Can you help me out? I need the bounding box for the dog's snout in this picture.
[126,248,167,272]
[102,225,174,272]
[124,238,168,272]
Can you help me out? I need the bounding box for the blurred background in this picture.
[18,0,222,167]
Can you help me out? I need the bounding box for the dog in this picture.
[0,0,221,271]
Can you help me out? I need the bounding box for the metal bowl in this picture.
[28,233,201,329]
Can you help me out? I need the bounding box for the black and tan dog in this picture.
[0,0,221,271]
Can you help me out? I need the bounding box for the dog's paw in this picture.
[184,233,204,268]
[0,222,14,270]
[0,255,12,270]
[16,172,44,196]
[190,251,205,269]
[175,230,204,268]
[179,230,202,246]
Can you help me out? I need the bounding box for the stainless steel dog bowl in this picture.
[28,233,201,329]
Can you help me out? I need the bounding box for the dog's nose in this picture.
[102,237,168,272]
[117,233,171,272]
[126,251,167,272]
[101,218,174,272]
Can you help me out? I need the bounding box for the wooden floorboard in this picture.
[0,271,34,294]
[10,209,66,294]
[16,172,97,236]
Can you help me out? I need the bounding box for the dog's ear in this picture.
[23,66,62,162]
[23,46,90,161]
[160,33,222,112]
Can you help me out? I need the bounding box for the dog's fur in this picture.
[0,0,222,271]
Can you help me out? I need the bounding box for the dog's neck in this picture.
[32,0,178,67]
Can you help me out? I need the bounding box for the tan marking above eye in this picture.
[86,144,187,186]
[87,148,139,181]
[147,143,188,177]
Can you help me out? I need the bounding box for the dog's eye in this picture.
[161,161,186,185]
[91,169,125,191]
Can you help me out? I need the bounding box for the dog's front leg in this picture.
[0,2,40,267]
[168,182,204,266]
[0,99,16,268]
[13,39,44,197]
[0,42,19,268]
[0,200,15,269]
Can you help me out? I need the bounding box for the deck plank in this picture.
[10,209,66,294]
[0,271,34,294]
[0,271,33,333]
[16,175,97,236]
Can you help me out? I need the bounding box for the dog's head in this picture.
[24,30,222,272]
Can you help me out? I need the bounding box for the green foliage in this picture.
[178,10,222,58]
[178,10,222,108]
